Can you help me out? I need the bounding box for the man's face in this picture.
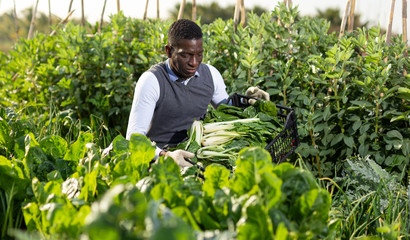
[166,38,203,79]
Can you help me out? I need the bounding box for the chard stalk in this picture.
[203,118,259,134]
[202,135,239,146]
[185,120,203,150]
[197,146,239,159]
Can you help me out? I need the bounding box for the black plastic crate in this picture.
[227,93,300,163]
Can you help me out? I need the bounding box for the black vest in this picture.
[146,62,214,148]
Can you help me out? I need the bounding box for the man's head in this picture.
[167,19,203,47]
[165,19,204,79]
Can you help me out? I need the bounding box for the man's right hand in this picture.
[164,149,195,168]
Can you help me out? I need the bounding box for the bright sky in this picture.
[0,0,408,35]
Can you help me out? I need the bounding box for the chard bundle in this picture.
[177,101,283,169]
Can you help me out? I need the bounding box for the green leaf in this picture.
[85,184,147,239]
[274,223,288,240]
[22,202,41,231]
[323,106,331,121]
[253,100,277,117]
[39,135,68,160]
[129,133,155,170]
[352,120,362,132]
[331,133,343,146]
[172,206,202,231]
[186,196,221,229]
[280,168,317,202]
[241,59,251,69]
[31,177,48,204]
[294,189,331,234]
[343,136,354,148]
[0,156,30,200]
[237,197,274,240]
[260,171,283,209]
[203,164,230,198]
[112,135,129,154]
[386,130,403,140]
[0,118,12,152]
[353,80,365,86]
[24,146,49,179]
[231,147,273,195]
[397,87,410,100]
[64,132,94,162]
[272,162,294,178]
[359,143,369,156]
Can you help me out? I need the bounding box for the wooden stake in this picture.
[50,10,75,36]
[68,0,74,13]
[234,0,241,30]
[192,0,197,21]
[81,0,85,26]
[240,0,245,26]
[403,0,408,44]
[403,0,408,75]
[385,0,396,45]
[143,0,149,20]
[28,0,39,39]
[287,0,292,8]
[157,0,160,19]
[117,0,120,13]
[347,0,356,32]
[339,0,351,37]
[99,0,107,33]
[48,0,52,31]
[177,0,186,20]
[13,0,19,39]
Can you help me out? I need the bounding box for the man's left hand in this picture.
[245,87,270,104]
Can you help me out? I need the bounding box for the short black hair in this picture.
[168,19,203,47]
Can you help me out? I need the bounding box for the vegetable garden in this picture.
[0,3,409,239]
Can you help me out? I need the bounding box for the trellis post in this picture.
[234,0,241,30]
[28,0,39,39]
[13,0,19,39]
[143,0,149,20]
[192,0,197,21]
[347,0,356,33]
[385,0,396,45]
[178,0,186,20]
[99,0,107,33]
[339,0,351,37]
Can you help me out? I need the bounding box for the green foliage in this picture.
[1,116,333,239]
[329,155,409,239]
[0,3,409,239]
[202,4,408,177]
[1,13,170,139]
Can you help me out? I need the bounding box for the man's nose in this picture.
[189,56,200,66]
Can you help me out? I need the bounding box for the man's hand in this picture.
[165,149,195,168]
[245,87,270,105]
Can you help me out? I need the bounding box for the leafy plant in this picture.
[328,155,409,239]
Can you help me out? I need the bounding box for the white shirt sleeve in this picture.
[207,64,229,108]
[126,72,159,140]
[126,72,164,157]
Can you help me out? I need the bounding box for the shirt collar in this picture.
[165,59,200,82]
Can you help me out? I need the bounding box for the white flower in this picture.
[311,65,317,73]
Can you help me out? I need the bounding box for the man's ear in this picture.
[165,45,173,58]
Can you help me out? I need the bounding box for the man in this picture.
[126,19,268,167]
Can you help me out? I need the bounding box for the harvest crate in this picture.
[228,93,300,163]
